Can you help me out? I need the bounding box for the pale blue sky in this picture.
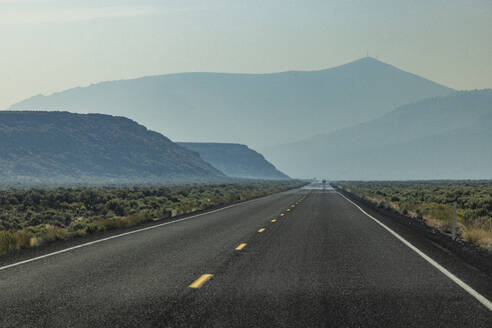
[1,0,491,109]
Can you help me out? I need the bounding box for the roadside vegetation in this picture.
[335,181,492,251]
[0,181,304,255]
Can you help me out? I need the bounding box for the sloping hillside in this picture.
[10,57,452,148]
[0,111,225,184]
[178,142,289,180]
[265,90,492,179]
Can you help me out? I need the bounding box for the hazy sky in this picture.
[1,0,491,109]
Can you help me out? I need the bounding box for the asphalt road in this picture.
[1,187,491,327]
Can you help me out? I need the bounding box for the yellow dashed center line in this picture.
[235,243,247,250]
[286,209,291,212]
[271,219,277,223]
[189,274,213,289]
[280,213,285,217]
[291,205,295,208]
[258,228,266,233]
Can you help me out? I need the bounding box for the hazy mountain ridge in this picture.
[0,111,225,184]
[265,90,492,179]
[10,57,453,148]
[178,142,289,180]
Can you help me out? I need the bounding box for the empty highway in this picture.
[1,186,491,327]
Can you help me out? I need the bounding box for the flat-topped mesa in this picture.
[178,142,289,180]
[0,111,225,185]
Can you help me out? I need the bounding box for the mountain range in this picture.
[265,90,492,179]
[8,57,488,181]
[178,142,288,180]
[10,57,453,149]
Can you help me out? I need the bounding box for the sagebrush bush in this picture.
[462,228,492,250]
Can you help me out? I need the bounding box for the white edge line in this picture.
[0,192,281,272]
[337,192,492,311]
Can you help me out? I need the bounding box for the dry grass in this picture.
[423,204,452,220]
[461,216,492,250]
[0,229,34,255]
[421,204,453,232]
[41,225,68,242]
[93,212,151,231]
[0,231,17,255]
[14,230,32,248]
[366,194,386,204]
[424,217,450,231]
[462,228,492,250]
[29,236,39,247]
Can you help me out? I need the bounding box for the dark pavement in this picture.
[1,188,491,327]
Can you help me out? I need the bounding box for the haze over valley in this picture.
[266,89,492,179]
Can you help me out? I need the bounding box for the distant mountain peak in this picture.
[337,56,389,67]
[353,56,381,63]
[335,56,404,72]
